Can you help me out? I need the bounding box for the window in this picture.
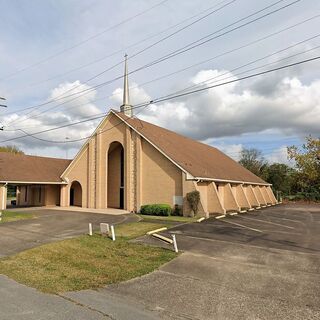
[39,187,42,203]
[25,186,28,202]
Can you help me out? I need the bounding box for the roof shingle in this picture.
[114,111,267,185]
[0,152,71,183]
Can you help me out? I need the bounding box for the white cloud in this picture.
[265,146,290,165]
[1,81,102,155]
[136,69,320,140]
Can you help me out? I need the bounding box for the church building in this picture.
[0,57,277,216]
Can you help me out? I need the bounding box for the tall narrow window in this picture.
[39,187,42,203]
[25,186,28,202]
[120,148,124,188]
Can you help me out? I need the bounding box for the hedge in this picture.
[140,204,172,216]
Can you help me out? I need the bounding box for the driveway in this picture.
[0,204,319,319]
[0,208,136,257]
[66,203,320,319]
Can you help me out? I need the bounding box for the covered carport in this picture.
[0,152,71,210]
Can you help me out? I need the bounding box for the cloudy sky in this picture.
[0,0,319,162]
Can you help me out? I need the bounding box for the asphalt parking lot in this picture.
[0,208,135,257]
[0,204,319,319]
[101,203,320,319]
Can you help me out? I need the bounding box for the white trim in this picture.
[0,181,67,185]
[190,177,271,186]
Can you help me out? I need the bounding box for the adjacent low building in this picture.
[0,57,277,216]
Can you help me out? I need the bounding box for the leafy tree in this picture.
[287,136,320,201]
[0,145,24,154]
[264,163,295,195]
[239,148,267,178]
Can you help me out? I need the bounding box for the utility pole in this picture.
[0,97,7,108]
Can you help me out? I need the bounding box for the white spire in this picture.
[120,54,133,117]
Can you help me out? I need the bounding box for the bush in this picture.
[186,190,200,216]
[172,204,182,216]
[140,204,172,216]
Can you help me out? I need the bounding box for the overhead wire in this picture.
[8,31,320,132]
[1,54,319,144]
[0,0,170,82]
[2,0,298,125]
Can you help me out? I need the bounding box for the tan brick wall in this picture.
[61,146,89,207]
[44,185,60,206]
[141,139,182,206]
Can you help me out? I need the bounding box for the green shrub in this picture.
[140,204,172,216]
[186,190,200,216]
[172,204,182,216]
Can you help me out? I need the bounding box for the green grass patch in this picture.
[115,221,169,239]
[0,211,34,223]
[0,221,177,293]
[138,214,198,223]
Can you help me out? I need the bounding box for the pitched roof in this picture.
[113,111,267,185]
[0,152,71,183]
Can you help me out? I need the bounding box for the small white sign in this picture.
[100,223,110,235]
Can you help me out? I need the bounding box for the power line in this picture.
[2,54,319,144]
[2,0,298,125]
[27,0,234,88]
[0,0,169,82]
[2,0,236,126]
[140,0,301,69]
[9,32,320,132]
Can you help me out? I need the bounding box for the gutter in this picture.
[189,177,271,187]
[0,181,67,185]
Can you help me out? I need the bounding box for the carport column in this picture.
[60,184,68,207]
[0,184,7,210]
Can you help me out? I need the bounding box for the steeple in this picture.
[120,54,133,117]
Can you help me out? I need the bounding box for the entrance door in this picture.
[70,188,75,206]
[119,186,124,209]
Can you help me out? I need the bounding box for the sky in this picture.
[0,0,319,163]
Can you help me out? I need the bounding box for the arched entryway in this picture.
[70,181,82,207]
[107,141,124,209]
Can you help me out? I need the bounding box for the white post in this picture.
[172,234,178,253]
[110,225,116,241]
[88,223,93,236]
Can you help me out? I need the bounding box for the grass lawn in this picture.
[138,214,198,223]
[0,210,34,223]
[0,221,176,293]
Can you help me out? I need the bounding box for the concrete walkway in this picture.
[6,206,129,215]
